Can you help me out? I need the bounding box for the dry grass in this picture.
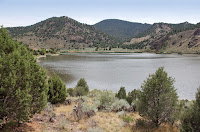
[54,103,75,121]
[53,100,180,132]
[91,112,131,132]
[21,96,180,132]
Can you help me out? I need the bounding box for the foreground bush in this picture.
[74,78,89,96]
[82,101,98,113]
[48,73,67,104]
[111,99,130,111]
[98,90,116,110]
[0,27,48,124]
[138,67,178,127]
[181,87,200,131]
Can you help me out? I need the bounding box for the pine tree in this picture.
[126,89,140,105]
[138,67,178,127]
[181,87,200,131]
[0,26,48,124]
[74,78,89,96]
[116,87,126,99]
[48,73,67,104]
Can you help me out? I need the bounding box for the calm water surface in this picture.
[40,53,200,100]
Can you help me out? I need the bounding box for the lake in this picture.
[40,53,200,100]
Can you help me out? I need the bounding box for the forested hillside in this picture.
[94,19,151,40]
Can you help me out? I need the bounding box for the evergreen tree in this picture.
[126,89,140,105]
[181,87,200,131]
[40,48,46,55]
[74,78,89,96]
[48,73,67,104]
[116,87,126,99]
[67,88,74,97]
[138,67,178,127]
[0,26,48,124]
[109,46,112,51]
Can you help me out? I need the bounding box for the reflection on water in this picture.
[40,53,200,100]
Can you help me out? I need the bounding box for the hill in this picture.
[94,19,151,40]
[7,16,119,50]
[123,22,200,52]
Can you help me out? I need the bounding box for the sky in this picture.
[0,0,200,27]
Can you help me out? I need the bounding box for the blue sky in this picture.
[1,0,200,27]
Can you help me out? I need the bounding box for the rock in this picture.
[49,117,56,123]
[85,110,96,118]
[119,120,128,127]
[43,113,48,117]
[88,119,98,128]
[194,28,200,36]
[126,105,136,112]
[73,102,84,121]
[60,113,66,117]
[97,105,105,110]
[28,119,32,123]
[117,111,125,117]
[64,99,71,105]
[43,102,53,112]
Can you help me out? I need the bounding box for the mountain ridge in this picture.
[94,19,151,40]
[7,16,119,50]
[6,16,200,53]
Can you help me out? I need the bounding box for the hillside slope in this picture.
[123,22,200,52]
[163,28,200,53]
[7,16,119,50]
[94,19,151,40]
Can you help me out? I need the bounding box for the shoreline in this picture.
[36,54,60,63]
[59,48,200,56]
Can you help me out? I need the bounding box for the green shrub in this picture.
[116,87,126,99]
[40,48,46,55]
[89,89,102,98]
[126,89,140,105]
[49,48,57,54]
[67,88,74,97]
[74,86,88,96]
[74,78,89,96]
[136,119,146,127]
[82,101,98,113]
[0,27,48,124]
[98,90,117,110]
[181,87,200,131]
[122,115,133,123]
[33,50,39,55]
[178,52,182,55]
[111,99,130,111]
[48,73,67,104]
[138,67,178,127]
[57,117,70,130]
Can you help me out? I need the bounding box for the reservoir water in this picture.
[40,53,200,100]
